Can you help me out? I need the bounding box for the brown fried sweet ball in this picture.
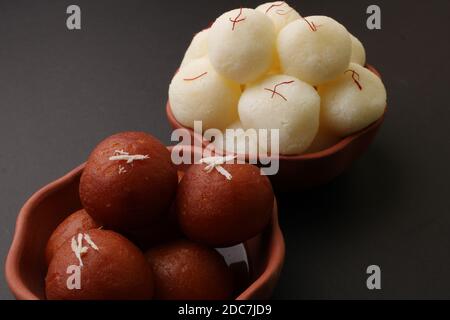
[176,163,274,247]
[45,229,153,300]
[45,209,99,266]
[79,132,178,235]
[145,240,233,300]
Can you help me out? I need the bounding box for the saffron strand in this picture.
[183,72,208,81]
[264,80,295,101]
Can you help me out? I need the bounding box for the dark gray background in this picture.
[1,0,449,299]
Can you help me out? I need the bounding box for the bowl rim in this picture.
[166,64,386,161]
[5,149,285,300]
[5,163,85,300]
[237,200,284,300]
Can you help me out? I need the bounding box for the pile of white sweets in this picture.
[169,2,387,155]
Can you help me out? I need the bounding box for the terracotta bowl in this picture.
[166,65,386,191]
[5,147,285,300]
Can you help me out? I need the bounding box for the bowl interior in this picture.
[6,157,284,300]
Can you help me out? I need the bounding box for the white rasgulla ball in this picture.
[350,34,366,66]
[277,16,352,86]
[239,74,320,155]
[169,57,241,130]
[208,8,276,84]
[318,63,387,137]
[180,29,209,68]
[256,1,301,33]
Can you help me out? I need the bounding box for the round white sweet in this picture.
[350,34,366,66]
[180,29,209,68]
[169,57,241,130]
[277,15,352,86]
[256,1,301,33]
[239,74,320,155]
[208,8,276,84]
[318,63,387,137]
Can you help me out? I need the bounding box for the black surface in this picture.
[1,0,449,300]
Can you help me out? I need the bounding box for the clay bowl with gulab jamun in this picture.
[5,135,284,300]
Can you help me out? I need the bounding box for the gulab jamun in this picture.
[45,209,99,266]
[145,240,233,300]
[79,132,178,234]
[45,229,153,300]
[176,162,274,247]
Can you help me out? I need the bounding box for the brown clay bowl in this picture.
[166,65,386,191]
[5,147,285,300]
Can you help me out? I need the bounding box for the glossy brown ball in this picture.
[176,164,274,247]
[79,132,178,234]
[45,229,154,300]
[45,209,99,266]
[145,240,233,300]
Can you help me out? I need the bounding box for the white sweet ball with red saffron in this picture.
[318,63,387,137]
[239,74,320,155]
[208,8,276,84]
[169,57,241,130]
[350,34,366,66]
[180,29,209,68]
[256,1,301,33]
[277,15,352,86]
